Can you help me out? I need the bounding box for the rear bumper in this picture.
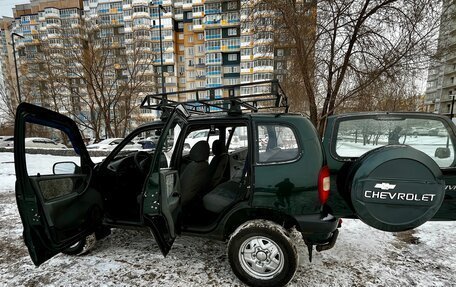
[294,214,339,244]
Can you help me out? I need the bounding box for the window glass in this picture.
[229,126,248,153]
[23,122,86,201]
[24,122,79,177]
[335,117,455,167]
[257,125,299,163]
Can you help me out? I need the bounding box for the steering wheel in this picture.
[134,151,151,174]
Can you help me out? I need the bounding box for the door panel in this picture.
[15,103,102,266]
[142,106,187,256]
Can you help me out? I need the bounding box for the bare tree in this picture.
[251,0,444,135]
[20,19,155,141]
[0,64,33,125]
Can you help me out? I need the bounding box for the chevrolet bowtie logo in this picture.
[374,183,396,190]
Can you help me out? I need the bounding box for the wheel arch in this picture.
[221,207,300,240]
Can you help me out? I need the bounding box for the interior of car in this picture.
[98,122,250,230]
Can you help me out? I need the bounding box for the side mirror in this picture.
[435,147,451,159]
[53,162,78,175]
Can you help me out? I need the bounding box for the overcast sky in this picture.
[0,0,28,18]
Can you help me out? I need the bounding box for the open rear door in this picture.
[323,113,456,230]
[142,105,188,256]
[15,103,104,265]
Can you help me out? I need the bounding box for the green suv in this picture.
[13,82,456,286]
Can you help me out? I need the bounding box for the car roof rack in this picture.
[140,80,289,117]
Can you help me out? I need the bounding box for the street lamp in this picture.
[450,94,455,120]
[152,4,167,96]
[11,32,24,103]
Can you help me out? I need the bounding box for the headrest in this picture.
[190,141,210,162]
[212,140,226,156]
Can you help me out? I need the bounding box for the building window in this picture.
[188,35,193,43]
[192,5,204,13]
[277,49,284,56]
[224,66,239,73]
[197,33,204,40]
[185,11,193,19]
[241,48,252,56]
[227,1,238,10]
[206,28,221,39]
[228,28,237,36]
[228,53,238,61]
[179,33,184,40]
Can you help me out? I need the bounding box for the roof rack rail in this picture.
[140,80,289,116]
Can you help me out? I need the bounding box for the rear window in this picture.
[334,117,455,167]
[257,124,299,163]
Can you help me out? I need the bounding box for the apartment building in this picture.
[0,17,15,109]
[1,0,312,134]
[424,1,456,116]
[2,0,86,117]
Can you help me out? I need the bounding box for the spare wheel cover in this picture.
[350,145,445,232]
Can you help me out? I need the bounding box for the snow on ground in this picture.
[1,152,455,286]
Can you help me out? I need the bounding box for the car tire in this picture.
[62,238,86,255]
[227,220,298,287]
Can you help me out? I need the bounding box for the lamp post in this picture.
[11,32,24,103]
[446,94,455,148]
[450,94,455,120]
[157,4,166,96]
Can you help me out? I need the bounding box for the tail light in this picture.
[318,165,330,205]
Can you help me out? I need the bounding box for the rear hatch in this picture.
[323,113,456,231]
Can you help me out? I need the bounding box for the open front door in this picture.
[14,103,104,266]
[142,105,188,256]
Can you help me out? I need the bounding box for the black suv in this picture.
[14,81,456,286]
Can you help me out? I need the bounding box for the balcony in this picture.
[207,71,221,76]
[241,68,253,74]
[253,66,274,73]
[206,59,222,65]
[44,11,60,19]
[221,19,240,26]
[221,45,240,52]
[193,24,204,31]
[132,11,150,18]
[204,19,221,27]
[193,11,204,18]
[241,41,253,48]
[253,52,273,59]
[206,34,221,40]
[132,0,148,5]
[205,9,221,15]
[207,46,221,52]
[241,55,253,61]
